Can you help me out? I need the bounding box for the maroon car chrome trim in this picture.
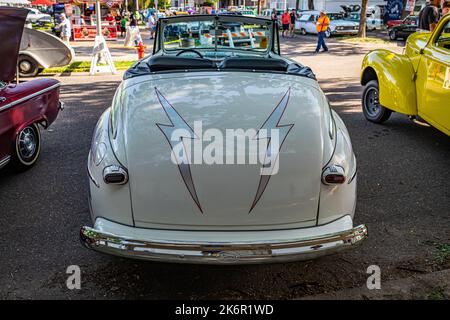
[0,82,60,113]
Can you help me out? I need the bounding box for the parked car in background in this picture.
[19,27,73,77]
[387,15,417,28]
[33,16,54,28]
[297,11,359,37]
[261,8,284,24]
[26,7,52,24]
[81,14,367,264]
[174,11,189,16]
[156,11,166,19]
[222,10,243,16]
[361,14,450,136]
[239,9,256,17]
[168,7,183,12]
[0,7,63,172]
[388,17,418,40]
[345,12,384,31]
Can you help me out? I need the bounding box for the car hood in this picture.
[113,72,333,231]
[0,7,28,82]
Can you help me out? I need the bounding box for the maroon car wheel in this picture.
[11,123,41,171]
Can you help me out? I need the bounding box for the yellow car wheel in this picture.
[362,80,392,123]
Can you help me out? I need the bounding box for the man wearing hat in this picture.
[57,13,71,46]
[314,10,330,54]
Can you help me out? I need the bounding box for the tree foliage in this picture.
[144,0,170,9]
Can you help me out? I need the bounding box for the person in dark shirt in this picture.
[289,9,298,37]
[130,14,137,27]
[419,0,440,31]
[271,8,278,21]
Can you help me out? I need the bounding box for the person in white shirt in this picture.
[58,13,71,46]
[147,12,157,40]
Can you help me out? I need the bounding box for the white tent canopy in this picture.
[0,0,30,4]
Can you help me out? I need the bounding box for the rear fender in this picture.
[13,87,60,133]
[19,51,47,68]
[15,115,47,135]
[361,49,417,115]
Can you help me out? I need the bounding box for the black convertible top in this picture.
[123,55,316,80]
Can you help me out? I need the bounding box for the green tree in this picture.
[145,0,170,9]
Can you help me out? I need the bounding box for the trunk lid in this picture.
[121,72,327,230]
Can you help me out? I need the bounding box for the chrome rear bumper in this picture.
[80,217,367,264]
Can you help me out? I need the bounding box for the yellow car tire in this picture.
[362,80,392,123]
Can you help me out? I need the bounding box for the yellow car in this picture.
[361,14,450,136]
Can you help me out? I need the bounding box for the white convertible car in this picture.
[81,15,367,264]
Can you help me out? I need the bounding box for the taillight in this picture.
[103,165,128,185]
[322,165,346,185]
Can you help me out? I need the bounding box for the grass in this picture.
[41,61,135,74]
[427,287,446,300]
[33,27,52,32]
[337,36,392,45]
[434,243,450,265]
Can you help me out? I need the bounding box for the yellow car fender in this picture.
[361,49,417,116]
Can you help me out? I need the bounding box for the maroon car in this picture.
[387,15,417,28]
[0,7,62,171]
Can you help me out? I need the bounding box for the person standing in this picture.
[314,11,329,54]
[271,8,277,21]
[281,9,290,38]
[120,15,127,37]
[129,14,137,27]
[58,13,71,46]
[129,14,142,45]
[289,9,297,37]
[115,13,122,33]
[105,12,114,26]
[148,12,157,40]
[134,10,141,23]
[418,0,440,31]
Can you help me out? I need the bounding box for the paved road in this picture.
[1,36,449,299]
